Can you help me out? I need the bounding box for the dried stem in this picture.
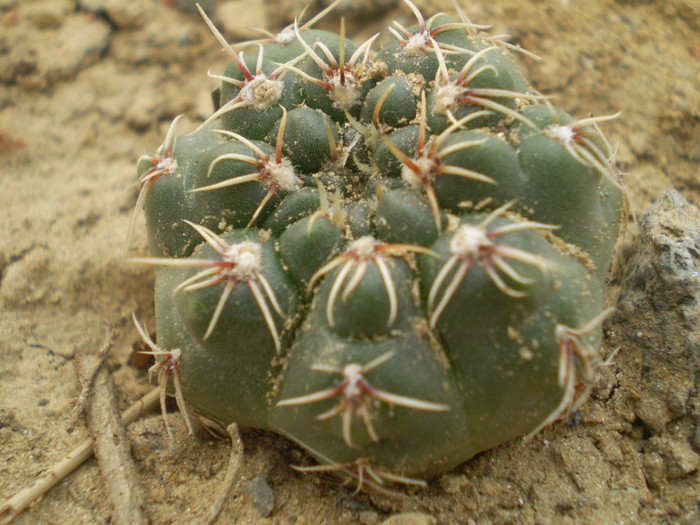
[76,354,150,525]
[201,423,243,525]
[66,327,116,433]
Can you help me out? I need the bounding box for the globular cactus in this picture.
[130,0,627,491]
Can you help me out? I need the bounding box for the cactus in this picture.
[130,0,627,491]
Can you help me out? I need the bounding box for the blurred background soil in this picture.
[0,0,698,523]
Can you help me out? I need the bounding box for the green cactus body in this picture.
[132,0,626,490]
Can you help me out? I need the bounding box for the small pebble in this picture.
[242,475,275,517]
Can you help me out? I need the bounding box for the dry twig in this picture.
[202,423,244,525]
[75,353,151,525]
[0,388,160,525]
[66,327,116,433]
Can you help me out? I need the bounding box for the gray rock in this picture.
[616,189,700,420]
[241,475,274,517]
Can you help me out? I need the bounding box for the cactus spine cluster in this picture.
[131,0,626,491]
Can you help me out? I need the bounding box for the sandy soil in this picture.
[0,0,699,524]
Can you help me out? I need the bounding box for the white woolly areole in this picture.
[554,324,569,342]
[156,156,178,174]
[239,75,284,111]
[330,72,359,110]
[348,235,378,258]
[274,28,296,45]
[264,158,299,192]
[450,225,491,258]
[401,156,437,188]
[223,241,262,278]
[546,124,575,144]
[342,363,365,398]
[403,33,430,56]
[172,347,182,359]
[433,83,463,115]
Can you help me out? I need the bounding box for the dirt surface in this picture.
[1,0,699,524]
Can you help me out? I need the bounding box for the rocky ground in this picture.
[0,0,698,524]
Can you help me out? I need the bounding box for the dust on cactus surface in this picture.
[131,0,627,491]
